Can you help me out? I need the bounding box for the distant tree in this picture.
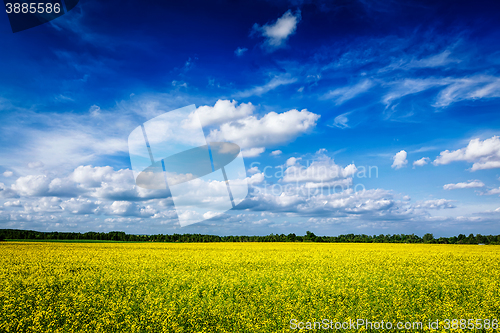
[423,233,434,243]
[304,231,317,242]
[476,234,487,244]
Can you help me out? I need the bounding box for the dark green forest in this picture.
[1,229,499,244]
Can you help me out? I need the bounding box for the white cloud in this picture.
[3,200,22,207]
[482,187,500,196]
[443,180,485,190]
[208,108,320,149]
[383,78,451,107]
[0,182,18,198]
[28,161,44,169]
[108,201,157,217]
[303,178,352,189]
[270,150,282,156]
[194,100,255,127]
[12,175,51,196]
[434,75,500,107]
[414,199,455,209]
[413,157,429,167]
[246,173,265,185]
[242,147,265,157]
[408,50,458,68]
[21,197,63,214]
[331,112,351,129]
[247,166,260,174]
[61,198,100,215]
[234,47,248,56]
[243,187,400,217]
[72,165,117,187]
[286,157,301,166]
[3,171,13,177]
[381,75,500,109]
[89,105,101,116]
[6,165,169,203]
[171,80,188,88]
[108,201,136,216]
[434,136,500,171]
[282,155,357,183]
[0,108,131,174]
[391,150,408,169]
[252,10,301,51]
[324,80,374,105]
[234,75,297,98]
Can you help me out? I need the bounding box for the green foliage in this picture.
[423,233,434,243]
[1,229,499,244]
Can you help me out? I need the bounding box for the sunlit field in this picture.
[1,242,499,332]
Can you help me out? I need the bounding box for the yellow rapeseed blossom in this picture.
[0,242,499,332]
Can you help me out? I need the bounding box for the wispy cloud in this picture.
[434,75,500,107]
[323,79,374,105]
[234,47,248,56]
[234,75,297,98]
[251,10,301,51]
[330,112,351,129]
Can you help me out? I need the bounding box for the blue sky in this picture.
[1,0,500,236]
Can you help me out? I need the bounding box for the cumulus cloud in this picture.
[413,199,455,209]
[242,147,265,157]
[252,10,301,51]
[413,157,430,167]
[3,171,13,177]
[391,150,408,169]
[22,197,63,214]
[434,136,500,171]
[247,166,260,174]
[3,200,22,207]
[107,201,157,217]
[208,108,320,149]
[282,155,357,183]
[482,187,500,196]
[270,150,282,156]
[194,100,255,127]
[242,187,400,217]
[61,198,100,215]
[443,180,485,190]
[7,165,169,203]
[286,157,301,167]
[0,182,18,198]
[12,175,51,196]
[72,165,117,188]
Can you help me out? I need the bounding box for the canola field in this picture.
[0,242,499,332]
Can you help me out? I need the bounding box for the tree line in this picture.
[0,229,499,244]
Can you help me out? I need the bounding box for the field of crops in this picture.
[1,242,499,332]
